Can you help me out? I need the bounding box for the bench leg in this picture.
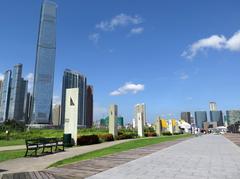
[25,149,28,157]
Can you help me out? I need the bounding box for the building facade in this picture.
[0,70,11,122]
[31,1,57,124]
[181,112,191,124]
[209,102,217,111]
[226,110,240,125]
[194,111,207,129]
[61,69,87,127]
[8,64,28,121]
[210,111,223,126]
[86,85,93,128]
[134,103,146,128]
[52,104,61,126]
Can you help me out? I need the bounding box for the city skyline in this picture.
[0,0,240,123]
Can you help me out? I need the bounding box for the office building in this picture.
[226,110,240,125]
[209,102,217,111]
[210,111,223,126]
[0,70,11,122]
[8,64,28,121]
[134,103,146,128]
[61,69,87,127]
[181,112,191,124]
[31,1,57,124]
[86,85,93,128]
[100,116,124,128]
[0,80,3,108]
[24,93,32,124]
[52,104,61,126]
[194,111,207,129]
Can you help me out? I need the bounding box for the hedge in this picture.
[77,135,100,145]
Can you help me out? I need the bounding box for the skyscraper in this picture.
[181,112,191,124]
[226,110,240,125]
[134,103,146,128]
[52,104,61,126]
[0,80,3,109]
[8,64,28,121]
[86,85,93,128]
[210,111,223,126]
[0,70,11,122]
[31,1,57,124]
[209,102,217,111]
[61,69,87,127]
[194,111,207,129]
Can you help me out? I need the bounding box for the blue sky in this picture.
[0,0,240,123]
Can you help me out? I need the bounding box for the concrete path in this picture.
[0,139,133,175]
[0,145,25,152]
[88,135,240,179]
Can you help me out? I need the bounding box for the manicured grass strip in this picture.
[0,150,25,163]
[0,139,25,147]
[49,134,191,168]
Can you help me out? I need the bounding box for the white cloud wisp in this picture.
[110,82,144,96]
[182,30,240,59]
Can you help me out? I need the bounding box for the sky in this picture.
[0,0,240,123]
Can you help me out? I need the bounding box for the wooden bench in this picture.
[25,138,64,157]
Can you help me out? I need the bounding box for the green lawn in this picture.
[49,134,191,168]
[0,139,25,147]
[0,150,25,162]
[0,128,109,147]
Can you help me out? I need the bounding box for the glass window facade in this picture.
[31,1,57,124]
[195,111,207,129]
[210,111,223,126]
[61,69,87,127]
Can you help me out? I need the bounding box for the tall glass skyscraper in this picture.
[0,70,11,122]
[31,1,57,124]
[210,111,223,126]
[61,69,87,127]
[194,111,207,129]
[8,64,28,121]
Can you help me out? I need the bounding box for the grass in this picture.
[0,150,25,162]
[0,139,25,147]
[0,128,109,147]
[49,134,191,168]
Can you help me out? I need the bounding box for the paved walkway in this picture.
[224,133,240,147]
[0,145,25,152]
[87,135,240,179]
[0,139,133,175]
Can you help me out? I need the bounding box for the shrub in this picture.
[145,132,157,137]
[162,131,172,136]
[173,132,181,135]
[115,133,136,140]
[98,134,114,142]
[77,135,100,145]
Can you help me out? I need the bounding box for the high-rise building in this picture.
[0,70,11,122]
[209,102,217,111]
[61,69,87,127]
[86,85,93,128]
[52,104,61,126]
[0,80,3,108]
[31,1,57,124]
[226,110,240,125]
[8,64,28,121]
[181,112,191,124]
[134,103,146,128]
[24,92,32,124]
[210,111,223,126]
[194,111,207,129]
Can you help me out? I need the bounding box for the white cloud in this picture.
[182,30,240,59]
[130,27,144,35]
[96,13,143,31]
[89,33,100,44]
[0,73,4,81]
[53,95,61,105]
[179,72,189,80]
[25,73,34,92]
[110,82,144,96]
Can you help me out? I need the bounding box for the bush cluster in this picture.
[145,132,157,137]
[115,133,136,140]
[77,135,100,145]
[98,133,114,142]
[173,132,182,135]
[162,131,172,136]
